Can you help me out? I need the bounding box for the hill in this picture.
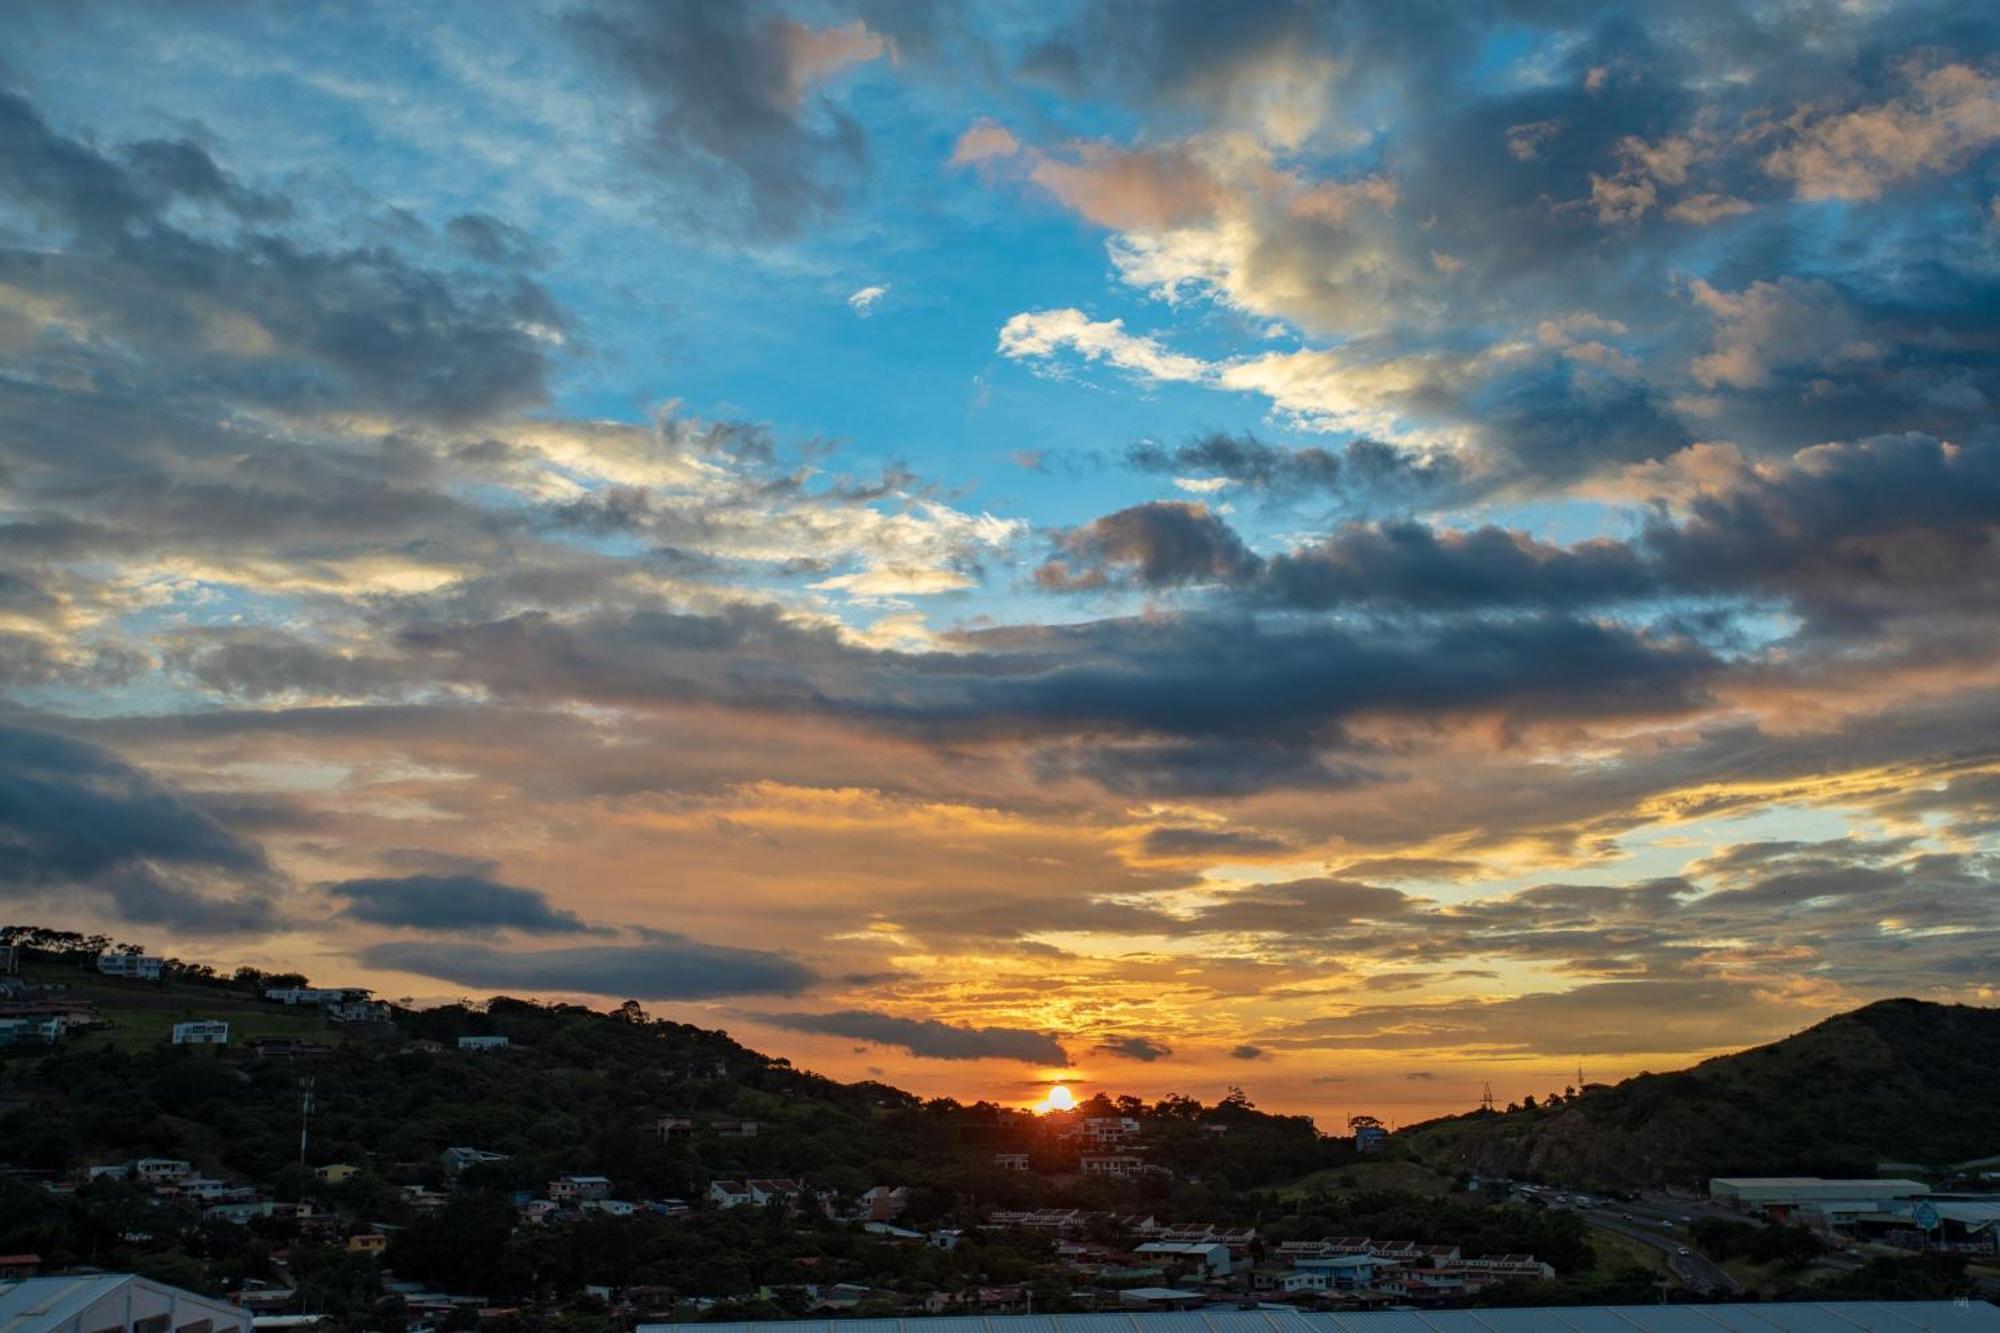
[1399,999,2000,1189]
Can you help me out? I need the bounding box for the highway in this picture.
[1513,1184,1739,1293]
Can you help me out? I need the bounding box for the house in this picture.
[580,1198,637,1217]
[248,1037,333,1060]
[1293,1253,1390,1289]
[1134,1240,1232,1279]
[85,1164,133,1182]
[1079,1153,1146,1177]
[707,1178,803,1209]
[1353,1123,1389,1155]
[346,1232,389,1255]
[0,1272,251,1333]
[1115,1288,1205,1311]
[655,1115,694,1140]
[171,1020,230,1045]
[713,1118,758,1137]
[1277,1270,1328,1293]
[96,954,164,981]
[993,1152,1030,1171]
[133,1158,192,1183]
[456,1035,509,1051]
[863,1221,925,1241]
[0,1254,41,1279]
[264,986,365,1006]
[1081,1116,1141,1145]
[0,1018,62,1046]
[859,1185,908,1219]
[327,999,391,1024]
[315,1164,360,1184]
[929,1229,963,1251]
[517,1199,560,1224]
[439,1146,508,1174]
[549,1174,613,1203]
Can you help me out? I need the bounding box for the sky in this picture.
[2,0,1998,1126]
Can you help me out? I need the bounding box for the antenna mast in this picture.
[1480,1081,1495,1112]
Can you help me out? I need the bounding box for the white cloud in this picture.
[847,284,890,317]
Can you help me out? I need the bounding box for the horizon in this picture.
[2,1,1999,1130]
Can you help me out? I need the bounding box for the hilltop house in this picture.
[171,1020,229,1045]
[1079,1153,1147,1178]
[549,1174,613,1204]
[708,1178,804,1209]
[263,986,363,1005]
[133,1158,192,1183]
[440,1146,509,1174]
[328,998,391,1024]
[96,954,163,981]
[457,1035,509,1051]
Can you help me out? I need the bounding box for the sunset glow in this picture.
[0,0,1996,1129]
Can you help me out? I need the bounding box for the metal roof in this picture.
[0,1274,249,1333]
[673,1304,2000,1333]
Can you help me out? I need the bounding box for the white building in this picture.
[457,1035,509,1051]
[0,1273,249,1333]
[1079,1153,1146,1178]
[263,987,361,1006]
[327,999,391,1024]
[96,954,163,981]
[132,1158,191,1183]
[1709,1177,1929,1217]
[171,1020,230,1045]
[439,1146,508,1173]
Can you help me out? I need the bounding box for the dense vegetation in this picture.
[1401,999,2000,1188]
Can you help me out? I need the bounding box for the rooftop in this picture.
[674,1304,2000,1333]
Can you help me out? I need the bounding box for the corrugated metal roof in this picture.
[675,1303,2000,1333]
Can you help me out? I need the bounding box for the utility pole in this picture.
[298,1075,315,1170]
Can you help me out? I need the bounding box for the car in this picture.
[1677,1246,1691,1256]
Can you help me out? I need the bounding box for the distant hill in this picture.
[1399,999,2000,1189]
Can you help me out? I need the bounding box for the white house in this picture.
[132,1158,192,1183]
[328,999,391,1024]
[457,1035,509,1051]
[171,1020,230,1045]
[580,1199,638,1217]
[708,1177,803,1209]
[1079,1153,1146,1178]
[993,1152,1030,1171]
[707,1179,753,1209]
[262,986,355,1005]
[96,954,163,981]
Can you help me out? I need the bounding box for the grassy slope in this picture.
[17,961,343,1053]
[1399,999,2000,1188]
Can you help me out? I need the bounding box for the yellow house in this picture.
[316,1164,360,1184]
[345,1231,387,1255]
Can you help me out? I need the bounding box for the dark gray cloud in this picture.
[1138,825,1291,858]
[359,936,817,1000]
[0,86,559,425]
[1037,501,1257,591]
[0,723,278,932]
[1093,1035,1173,1062]
[328,872,597,935]
[1127,433,1460,507]
[760,1009,1069,1064]
[1229,1044,1267,1060]
[568,0,880,237]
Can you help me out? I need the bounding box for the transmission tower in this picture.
[1480,1081,1495,1112]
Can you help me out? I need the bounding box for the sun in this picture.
[1035,1083,1077,1114]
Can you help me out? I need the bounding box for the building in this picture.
[713,1119,758,1137]
[1709,1177,1929,1218]
[246,1038,333,1060]
[1081,1116,1142,1145]
[858,1185,908,1220]
[0,1256,41,1280]
[707,1178,804,1209]
[456,1035,509,1051]
[1079,1153,1146,1177]
[132,1158,191,1184]
[439,1146,508,1174]
[676,1305,2000,1333]
[993,1152,1030,1171]
[313,1164,359,1185]
[655,1116,694,1140]
[1353,1123,1388,1155]
[345,1232,388,1255]
[0,1018,61,1046]
[1133,1240,1232,1278]
[95,954,164,981]
[326,999,390,1024]
[262,987,364,1006]
[0,1273,251,1333]
[171,1020,230,1045]
[549,1175,613,1204]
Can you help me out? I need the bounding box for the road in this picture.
[1579,1208,1739,1293]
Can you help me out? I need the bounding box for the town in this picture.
[3,931,1995,1332]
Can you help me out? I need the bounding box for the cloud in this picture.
[1764,62,2000,202]
[1094,1035,1174,1062]
[1137,825,1291,859]
[567,0,885,236]
[1230,1044,1267,1060]
[359,937,817,1000]
[0,723,278,933]
[949,119,1020,167]
[1037,501,1257,591]
[328,872,597,935]
[998,308,1208,383]
[761,1009,1069,1064]
[846,283,889,316]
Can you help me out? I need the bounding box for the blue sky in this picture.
[2,0,1999,1118]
